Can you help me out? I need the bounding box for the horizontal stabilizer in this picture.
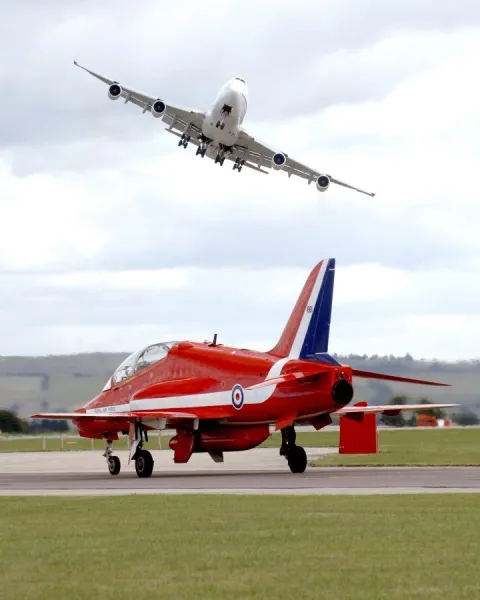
[352,369,450,387]
[245,369,326,390]
[336,403,459,416]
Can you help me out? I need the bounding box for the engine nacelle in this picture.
[272,152,287,170]
[316,174,330,192]
[151,99,166,118]
[108,83,122,101]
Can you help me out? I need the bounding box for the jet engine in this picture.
[151,99,167,118]
[108,83,122,100]
[316,174,330,192]
[272,152,287,170]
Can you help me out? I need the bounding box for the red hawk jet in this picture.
[32,258,455,478]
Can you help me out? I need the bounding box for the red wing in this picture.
[336,403,459,416]
[352,368,450,387]
[30,412,129,420]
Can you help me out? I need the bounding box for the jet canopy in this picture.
[102,341,178,390]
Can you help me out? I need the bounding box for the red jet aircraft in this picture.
[32,258,456,478]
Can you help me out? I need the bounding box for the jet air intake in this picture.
[151,100,166,118]
[272,152,287,170]
[108,83,122,100]
[316,174,330,192]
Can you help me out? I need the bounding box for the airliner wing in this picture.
[235,130,375,197]
[73,61,205,135]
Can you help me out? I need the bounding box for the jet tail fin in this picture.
[269,258,335,359]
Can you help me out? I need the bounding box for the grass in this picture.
[311,428,480,466]
[0,495,479,600]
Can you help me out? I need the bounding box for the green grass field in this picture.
[0,495,478,600]
[310,428,480,466]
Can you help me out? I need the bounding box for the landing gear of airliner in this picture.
[233,157,245,172]
[178,133,190,148]
[103,439,121,476]
[280,425,307,473]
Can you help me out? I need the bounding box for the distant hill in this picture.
[0,351,478,418]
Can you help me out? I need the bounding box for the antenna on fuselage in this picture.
[208,333,218,347]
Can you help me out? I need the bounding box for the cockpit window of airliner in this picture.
[235,77,245,83]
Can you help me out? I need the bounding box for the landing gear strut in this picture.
[215,104,232,130]
[196,135,208,157]
[130,422,154,478]
[103,439,121,476]
[233,157,245,172]
[178,133,191,149]
[280,425,307,473]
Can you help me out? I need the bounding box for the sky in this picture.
[2,0,480,360]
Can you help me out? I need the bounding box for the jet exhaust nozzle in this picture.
[331,379,354,405]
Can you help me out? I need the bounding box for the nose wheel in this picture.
[103,439,121,476]
[280,425,307,473]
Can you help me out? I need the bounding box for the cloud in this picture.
[1,2,480,358]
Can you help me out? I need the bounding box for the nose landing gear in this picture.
[103,438,121,475]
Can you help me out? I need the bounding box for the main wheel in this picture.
[108,456,121,476]
[287,445,307,473]
[135,449,154,478]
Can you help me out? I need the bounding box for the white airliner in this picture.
[74,61,375,197]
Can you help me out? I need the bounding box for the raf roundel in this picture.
[231,384,244,410]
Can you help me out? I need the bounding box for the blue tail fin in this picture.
[299,258,335,360]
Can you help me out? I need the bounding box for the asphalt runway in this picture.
[0,449,479,495]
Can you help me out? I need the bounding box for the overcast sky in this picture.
[2,0,480,360]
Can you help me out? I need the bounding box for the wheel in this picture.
[287,445,307,473]
[220,123,225,130]
[215,121,220,128]
[220,157,225,166]
[108,456,121,476]
[135,449,154,478]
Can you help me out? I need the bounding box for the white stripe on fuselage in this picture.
[288,260,328,359]
[86,356,290,416]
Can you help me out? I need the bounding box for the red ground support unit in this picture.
[339,401,378,454]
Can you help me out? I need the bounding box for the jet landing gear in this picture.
[215,104,232,130]
[130,423,154,478]
[233,157,245,172]
[280,425,307,473]
[178,133,191,148]
[196,135,208,157]
[103,439,121,476]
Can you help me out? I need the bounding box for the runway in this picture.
[0,448,479,496]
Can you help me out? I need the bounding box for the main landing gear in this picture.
[280,425,307,473]
[178,133,190,148]
[233,157,245,172]
[196,135,208,158]
[130,422,154,478]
